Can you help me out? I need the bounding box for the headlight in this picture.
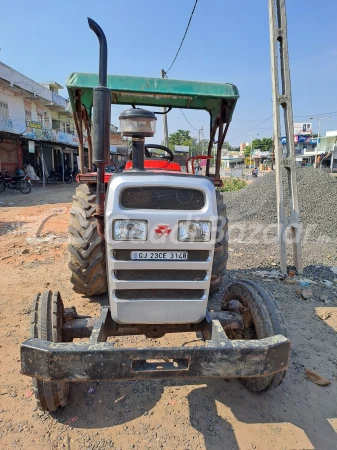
[178,221,211,242]
[113,220,147,241]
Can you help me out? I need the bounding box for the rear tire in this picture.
[19,182,31,194]
[222,279,287,391]
[47,176,55,184]
[210,191,228,293]
[30,291,69,412]
[68,183,107,296]
[65,175,72,184]
[0,181,5,192]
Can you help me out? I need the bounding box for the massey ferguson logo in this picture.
[154,224,172,237]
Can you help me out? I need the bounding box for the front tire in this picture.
[68,183,107,296]
[30,291,69,412]
[210,191,228,293]
[0,181,5,192]
[65,175,72,184]
[222,279,287,391]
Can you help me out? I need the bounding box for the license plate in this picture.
[131,251,188,260]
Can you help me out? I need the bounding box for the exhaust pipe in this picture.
[88,17,111,239]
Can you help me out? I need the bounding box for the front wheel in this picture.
[30,291,69,411]
[0,181,5,192]
[64,175,72,184]
[221,279,287,392]
[47,176,55,184]
[19,182,31,194]
[210,191,228,293]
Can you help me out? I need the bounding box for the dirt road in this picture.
[0,185,336,450]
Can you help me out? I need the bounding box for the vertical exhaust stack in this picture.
[88,17,111,238]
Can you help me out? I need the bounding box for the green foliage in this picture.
[252,137,273,151]
[222,141,232,150]
[244,145,251,155]
[168,130,193,149]
[217,178,247,192]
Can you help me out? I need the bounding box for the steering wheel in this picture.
[144,144,174,161]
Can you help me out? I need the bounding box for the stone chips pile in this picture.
[222,168,337,240]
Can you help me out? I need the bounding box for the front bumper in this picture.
[21,319,290,382]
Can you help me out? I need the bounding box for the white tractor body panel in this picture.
[105,173,217,324]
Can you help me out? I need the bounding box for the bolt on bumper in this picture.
[21,318,290,382]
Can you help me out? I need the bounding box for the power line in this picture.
[294,111,337,118]
[228,116,273,142]
[165,0,198,75]
[180,109,199,130]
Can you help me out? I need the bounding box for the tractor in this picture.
[21,18,290,412]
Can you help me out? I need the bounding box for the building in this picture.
[221,150,244,168]
[110,127,128,167]
[239,142,249,156]
[0,62,122,176]
[0,62,84,176]
[316,130,337,171]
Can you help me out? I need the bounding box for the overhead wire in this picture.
[180,109,199,130]
[165,0,198,75]
[228,116,273,142]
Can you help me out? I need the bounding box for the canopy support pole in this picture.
[74,89,85,174]
[82,106,92,171]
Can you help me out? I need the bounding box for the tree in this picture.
[252,137,273,151]
[168,130,193,149]
[244,145,251,156]
[222,141,232,151]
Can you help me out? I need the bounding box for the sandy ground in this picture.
[0,184,337,450]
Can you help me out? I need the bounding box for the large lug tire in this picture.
[30,291,69,412]
[221,279,287,392]
[68,183,107,296]
[210,191,228,293]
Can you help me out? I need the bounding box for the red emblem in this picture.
[154,224,172,237]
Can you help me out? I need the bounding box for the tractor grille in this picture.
[120,187,205,210]
[115,289,204,300]
[113,249,209,261]
[115,270,207,281]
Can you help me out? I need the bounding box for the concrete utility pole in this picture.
[198,128,201,154]
[268,0,303,275]
[161,70,169,147]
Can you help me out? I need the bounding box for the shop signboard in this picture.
[175,145,189,153]
[28,140,35,153]
[294,123,312,135]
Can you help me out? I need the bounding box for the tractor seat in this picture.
[125,160,181,171]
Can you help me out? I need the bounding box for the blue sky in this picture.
[1,0,336,145]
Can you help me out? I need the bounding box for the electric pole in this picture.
[268,0,303,275]
[198,128,201,154]
[161,70,169,147]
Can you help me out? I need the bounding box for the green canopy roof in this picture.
[66,73,239,127]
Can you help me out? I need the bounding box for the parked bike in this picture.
[0,171,32,194]
[47,168,72,184]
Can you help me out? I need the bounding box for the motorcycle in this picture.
[47,168,72,184]
[0,171,32,194]
[252,169,258,178]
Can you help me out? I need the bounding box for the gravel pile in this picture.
[222,168,337,239]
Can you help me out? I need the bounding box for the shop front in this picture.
[0,135,21,174]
